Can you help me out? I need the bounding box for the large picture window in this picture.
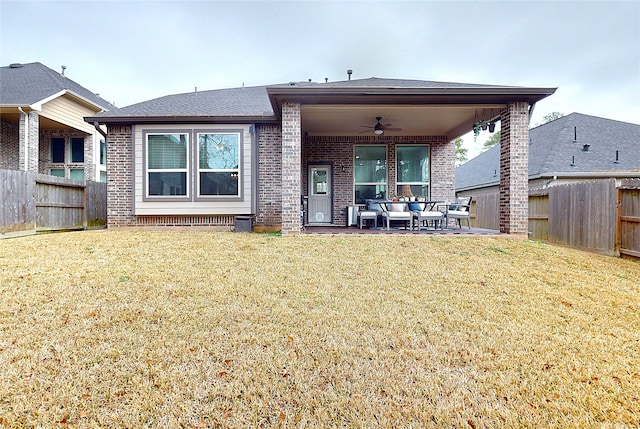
[198,133,240,196]
[354,145,387,204]
[146,133,188,197]
[396,145,429,197]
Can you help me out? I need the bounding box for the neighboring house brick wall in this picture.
[0,119,19,170]
[499,102,529,234]
[281,102,302,234]
[19,111,39,172]
[39,129,92,179]
[106,125,135,227]
[256,124,283,228]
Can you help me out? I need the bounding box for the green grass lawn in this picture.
[1,230,639,428]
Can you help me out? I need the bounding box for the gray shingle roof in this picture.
[0,62,115,110]
[95,85,274,118]
[455,113,640,190]
[271,77,514,89]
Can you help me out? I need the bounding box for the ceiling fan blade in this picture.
[384,127,402,131]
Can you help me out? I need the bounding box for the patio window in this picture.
[354,145,387,204]
[146,133,189,197]
[70,137,84,163]
[51,138,65,163]
[396,145,429,198]
[198,133,240,197]
[100,139,106,165]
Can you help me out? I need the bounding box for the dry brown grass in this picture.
[0,230,639,428]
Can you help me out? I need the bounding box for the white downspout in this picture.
[17,107,29,171]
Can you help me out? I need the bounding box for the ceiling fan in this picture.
[360,116,402,135]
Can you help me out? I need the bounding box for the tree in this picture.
[534,111,564,127]
[454,137,467,165]
[482,131,501,151]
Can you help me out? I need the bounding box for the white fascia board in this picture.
[31,89,106,113]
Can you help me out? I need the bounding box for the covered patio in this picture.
[265,78,556,235]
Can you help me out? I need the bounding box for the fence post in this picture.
[82,183,88,230]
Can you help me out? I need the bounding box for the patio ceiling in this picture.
[301,104,505,139]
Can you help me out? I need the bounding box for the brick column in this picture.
[18,110,39,172]
[281,102,302,234]
[106,125,135,227]
[499,102,529,235]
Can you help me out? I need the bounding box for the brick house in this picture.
[85,77,555,234]
[0,62,115,182]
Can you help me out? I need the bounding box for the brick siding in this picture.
[499,102,530,234]
[106,125,135,227]
[0,119,19,170]
[281,102,302,234]
[18,111,39,172]
[256,124,282,227]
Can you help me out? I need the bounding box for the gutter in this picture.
[93,122,107,139]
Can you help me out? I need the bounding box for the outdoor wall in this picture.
[39,129,93,180]
[302,135,453,226]
[0,119,19,170]
[106,125,135,227]
[256,124,283,228]
[499,102,530,234]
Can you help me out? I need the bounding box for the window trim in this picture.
[50,137,65,163]
[142,128,244,203]
[395,144,430,198]
[195,130,243,201]
[353,144,388,204]
[143,130,191,202]
[70,137,85,163]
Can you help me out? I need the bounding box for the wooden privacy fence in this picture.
[466,178,640,257]
[0,169,106,238]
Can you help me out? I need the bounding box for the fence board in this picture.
[1,169,106,237]
[618,179,640,258]
[470,193,499,230]
[0,169,36,236]
[466,178,639,257]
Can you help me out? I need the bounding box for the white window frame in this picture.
[196,132,241,199]
[144,132,190,200]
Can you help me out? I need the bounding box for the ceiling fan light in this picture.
[374,129,384,135]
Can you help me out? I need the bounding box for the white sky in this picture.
[1,0,639,160]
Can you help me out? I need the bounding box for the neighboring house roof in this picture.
[455,113,640,191]
[0,62,115,111]
[87,77,556,124]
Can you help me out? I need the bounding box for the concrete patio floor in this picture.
[302,225,502,235]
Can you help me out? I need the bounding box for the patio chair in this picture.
[357,199,382,229]
[446,196,472,228]
[409,201,445,230]
[380,202,412,230]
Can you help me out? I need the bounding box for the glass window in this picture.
[51,138,65,163]
[50,168,65,177]
[354,145,387,204]
[146,133,188,197]
[99,171,107,183]
[70,137,84,163]
[100,139,106,165]
[198,133,239,196]
[69,169,85,181]
[396,145,429,197]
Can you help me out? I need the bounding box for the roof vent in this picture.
[347,69,352,80]
[9,63,23,68]
[582,143,590,152]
